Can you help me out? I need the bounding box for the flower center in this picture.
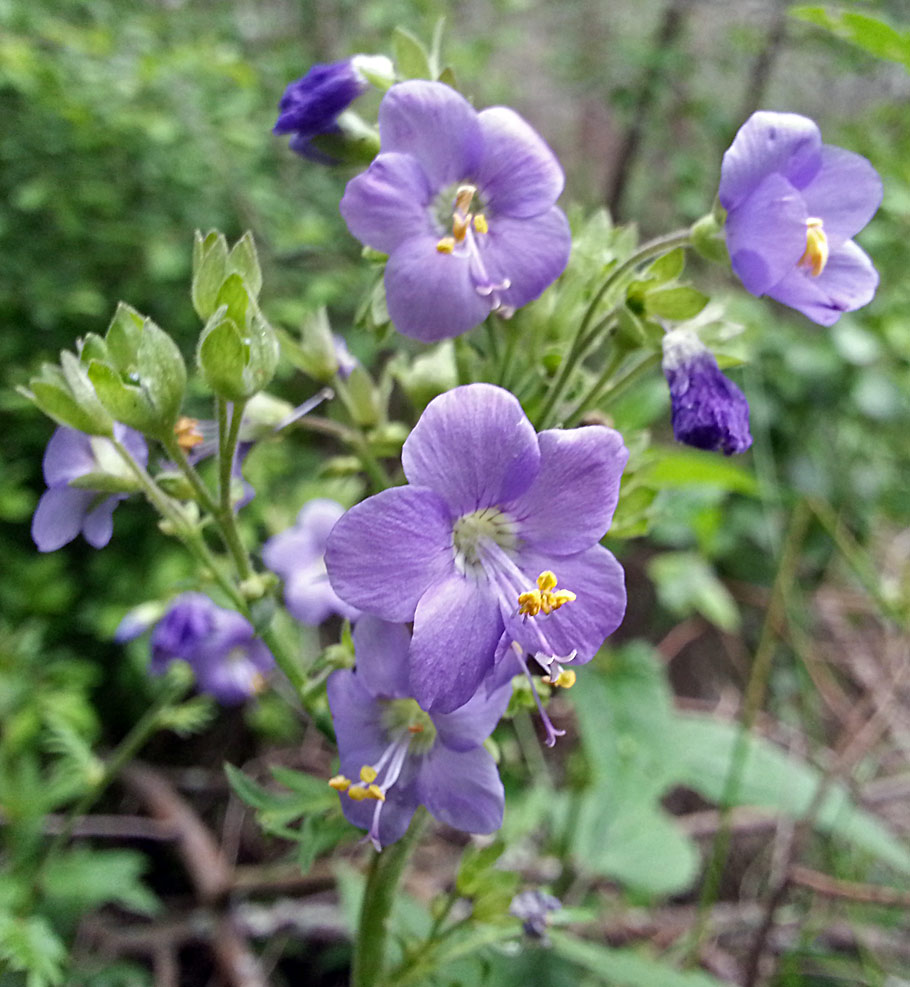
[452,507,518,571]
[798,217,829,277]
[433,184,513,317]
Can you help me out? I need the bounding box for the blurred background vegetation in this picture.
[3,0,910,984]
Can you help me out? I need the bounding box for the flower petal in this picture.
[340,152,436,255]
[475,107,565,218]
[432,676,512,752]
[262,499,344,576]
[384,233,491,341]
[719,111,822,211]
[285,567,361,624]
[324,487,455,621]
[801,145,883,249]
[506,545,626,665]
[402,383,540,514]
[725,172,807,296]
[379,81,482,190]
[32,486,94,552]
[42,428,95,485]
[417,744,504,834]
[504,426,629,556]
[766,239,879,327]
[326,668,389,768]
[81,495,119,549]
[352,616,412,700]
[486,207,571,312]
[409,573,503,713]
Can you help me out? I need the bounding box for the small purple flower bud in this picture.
[662,331,752,456]
[274,55,393,160]
[509,889,562,941]
[145,592,274,706]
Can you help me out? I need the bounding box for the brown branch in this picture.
[790,866,910,908]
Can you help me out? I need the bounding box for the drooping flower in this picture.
[273,55,393,160]
[327,616,510,850]
[662,329,752,455]
[262,499,361,625]
[130,592,274,706]
[325,383,628,717]
[719,111,882,326]
[31,424,148,553]
[340,80,571,341]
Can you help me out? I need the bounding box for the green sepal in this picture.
[644,285,709,321]
[87,317,186,439]
[647,247,685,283]
[278,307,339,383]
[22,354,114,436]
[691,212,729,265]
[228,231,262,299]
[103,302,145,371]
[393,26,433,80]
[343,364,382,427]
[67,471,141,494]
[192,230,230,321]
[77,332,111,365]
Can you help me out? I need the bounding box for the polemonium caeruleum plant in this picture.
[340,80,571,340]
[719,110,882,326]
[16,27,891,987]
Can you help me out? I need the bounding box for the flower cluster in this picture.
[118,593,274,706]
[720,110,882,326]
[325,382,628,732]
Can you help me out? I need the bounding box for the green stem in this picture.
[160,433,220,518]
[352,807,428,987]
[686,499,810,961]
[484,318,503,377]
[214,398,253,580]
[43,674,189,864]
[331,379,393,493]
[565,351,661,426]
[536,228,691,429]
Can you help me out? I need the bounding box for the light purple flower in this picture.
[273,55,392,161]
[662,330,752,456]
[145,592,274,706]
[31,424,147,553]
[510,889,562,941]
[325,383,628,719]
[340,81,571,341]
[720,111,882,326]
[327,616,510,849]
[262,499,361,625]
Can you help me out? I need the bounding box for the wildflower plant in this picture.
[13,21,893,987]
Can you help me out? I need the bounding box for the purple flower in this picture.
[325,383,628,719]
[262,499,361,625]
[274,55,393,160]
[146,592,274,706]
[662,330,752,456]
[720,111,882,326]
[340,81,571,341]
[31,424,147,553]
[327,616,510,849]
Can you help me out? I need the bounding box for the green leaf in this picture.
[224,762,289,812]
[637,446,758,495]
[647,247,685,283]
[42,848,160,917]
[0,913,66,987]
[456,840,506,896]
[644,285,709,321]
[570,644,699,895]
[393,27,433,79]
[24,359,113,436]
[648,551,741,632]
[269,765,338,811]
[790,7,910,69]
[673,714,910,874]
[550,931,730,987]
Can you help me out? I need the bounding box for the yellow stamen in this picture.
[174,415,204,451]
[407,723,424,734]
[473,213,489,234]
[250,672,267,695]
[436,236,456,254]
[552,669,576,689]
[367,784,386,801]
[798,217,829,277]
[347,784,370,801]
[359,765,378,784]
[518,571,577,617]
[328,774,351,792]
